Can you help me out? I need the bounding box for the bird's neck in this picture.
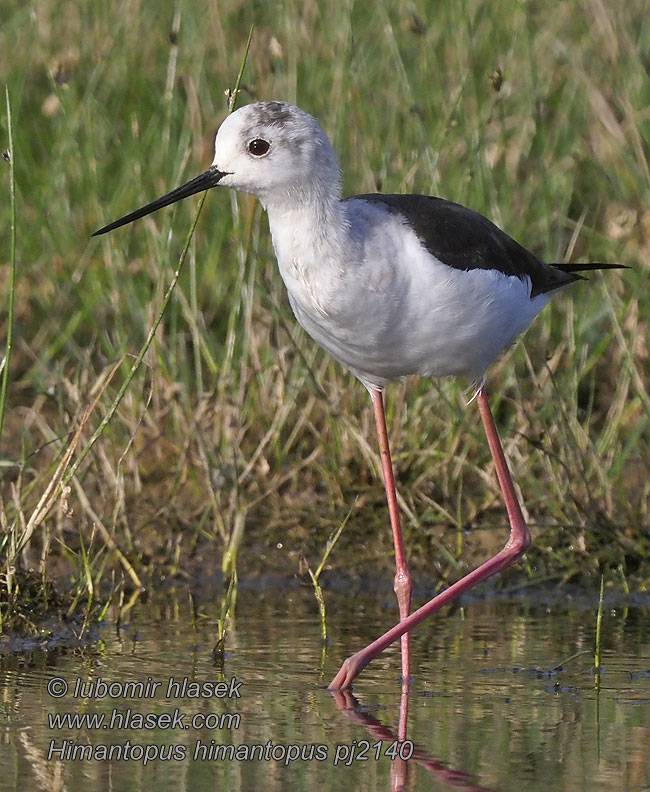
[265,191,352,314]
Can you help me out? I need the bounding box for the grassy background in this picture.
[0,0,648,623]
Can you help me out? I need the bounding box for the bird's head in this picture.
[213,101,340,206]
[93,101,340,236]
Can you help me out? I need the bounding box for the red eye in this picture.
[248,138,270,156]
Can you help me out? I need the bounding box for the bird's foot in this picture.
[328,651,371,691]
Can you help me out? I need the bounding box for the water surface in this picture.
[1,584,649,791]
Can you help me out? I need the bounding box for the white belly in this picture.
[271,202,549,388]
[289,268,547,387]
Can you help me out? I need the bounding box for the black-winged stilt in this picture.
[94,101,621,690]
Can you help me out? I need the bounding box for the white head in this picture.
[93,101,341,236]
[213,102,341,207]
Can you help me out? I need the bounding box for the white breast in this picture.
[269,199,549,387]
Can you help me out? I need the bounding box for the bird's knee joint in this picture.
[506,528,531,558]
[393,571,412,597]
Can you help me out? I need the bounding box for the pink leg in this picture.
[369,388,412,686]
[329,385,530,690]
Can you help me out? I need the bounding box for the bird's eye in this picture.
[248,138,270,157]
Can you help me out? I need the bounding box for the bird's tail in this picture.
[555,262,627,274]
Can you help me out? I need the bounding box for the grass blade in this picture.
[0,86,16,452]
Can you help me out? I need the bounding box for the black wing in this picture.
[350,193,581,298]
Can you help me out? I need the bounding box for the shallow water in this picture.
[1,584,649,792]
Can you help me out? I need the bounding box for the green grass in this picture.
[1,0,649,629]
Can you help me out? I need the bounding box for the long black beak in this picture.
[92,165,228,236]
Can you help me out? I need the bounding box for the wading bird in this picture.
[94,101,620,690]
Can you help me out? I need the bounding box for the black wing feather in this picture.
[350,194,587,298]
